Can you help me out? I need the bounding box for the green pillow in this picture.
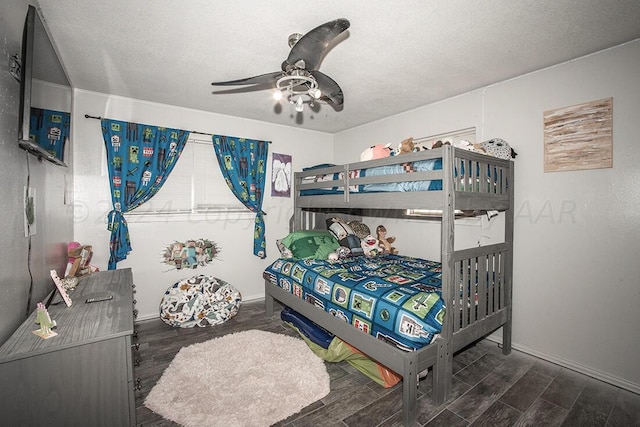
[281,230,339,259]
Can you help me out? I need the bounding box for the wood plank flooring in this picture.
[134,300,640,426]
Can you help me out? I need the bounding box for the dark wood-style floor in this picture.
[134,299,640,426]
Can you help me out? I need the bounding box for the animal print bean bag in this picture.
[160,275,241,327]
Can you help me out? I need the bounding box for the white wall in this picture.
[334,41,640,392]
[72,90,334,320]
[0,0,73,345]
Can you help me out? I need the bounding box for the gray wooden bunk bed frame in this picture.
[264,144,514,426]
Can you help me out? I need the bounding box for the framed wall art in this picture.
[271,153,292,197]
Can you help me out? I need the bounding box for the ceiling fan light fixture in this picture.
[275,72,321,112]
[211,19,350,111]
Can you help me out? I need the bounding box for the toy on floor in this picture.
[376,225,398,254]
[160,275,241,328]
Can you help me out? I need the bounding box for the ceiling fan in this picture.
[211,18,350,112]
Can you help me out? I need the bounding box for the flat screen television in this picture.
[18,5,71,167]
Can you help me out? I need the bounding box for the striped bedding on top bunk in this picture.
[264,254,446,350]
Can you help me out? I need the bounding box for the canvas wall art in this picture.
[543,97,613,172]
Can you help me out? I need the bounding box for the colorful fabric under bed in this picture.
[264,254,446,350]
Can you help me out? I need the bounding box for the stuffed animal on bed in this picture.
[360,235,379,257]
[480,138,517,159]
[360,143,392,162]
[397,137,417,155]
[376,225,398,254]
[327,246,351,261]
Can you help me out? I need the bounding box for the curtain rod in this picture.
[84,114,214,137]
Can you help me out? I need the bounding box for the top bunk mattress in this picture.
[264,254,445,351]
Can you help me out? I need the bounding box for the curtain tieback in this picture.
[107,209,122,231]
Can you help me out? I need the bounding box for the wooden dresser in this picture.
[0,268,137,427]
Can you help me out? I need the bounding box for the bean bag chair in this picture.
[160,275,241,327]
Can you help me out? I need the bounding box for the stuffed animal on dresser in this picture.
[376,225,398,254]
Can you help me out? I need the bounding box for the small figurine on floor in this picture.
[33,302,57,339]
[376,225,398,254]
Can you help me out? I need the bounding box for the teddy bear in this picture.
[376,225,398,254]
[397,137,416,155]
[360,235,379,257]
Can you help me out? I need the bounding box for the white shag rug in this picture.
[144,329,330,427]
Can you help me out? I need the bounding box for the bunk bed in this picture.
[263,144,514,426]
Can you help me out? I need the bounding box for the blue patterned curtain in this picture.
[213,135,269,258]
[102,119,189,269]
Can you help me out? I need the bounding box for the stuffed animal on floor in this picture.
[376,225,398,254]
[360,235,379,257]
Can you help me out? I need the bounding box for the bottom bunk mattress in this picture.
[264,254,446,350]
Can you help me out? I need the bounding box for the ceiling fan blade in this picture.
[283,18,350,71]
[311,70,344,106]
[212,71,282,86]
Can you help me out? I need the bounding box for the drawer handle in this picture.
[133,309,138,319]
[131,342,140,351]
[135,357,141,367]
[134,378,142,391]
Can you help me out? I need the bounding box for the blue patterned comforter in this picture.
[264,254,446,350]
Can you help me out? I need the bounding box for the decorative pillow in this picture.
[326,217,364,256]
[276,239,293,259]
[280,230,339,259]
[347,220,371,239]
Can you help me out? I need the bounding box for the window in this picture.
[128,135,245,215]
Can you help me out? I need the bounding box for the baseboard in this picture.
[135,293,267,322]
[485,335,640,394]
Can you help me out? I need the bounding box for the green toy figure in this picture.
[33,302,57,339]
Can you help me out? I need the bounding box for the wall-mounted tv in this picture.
[18,5,72,167]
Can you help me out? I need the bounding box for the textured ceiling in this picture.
[37,0,640,133]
